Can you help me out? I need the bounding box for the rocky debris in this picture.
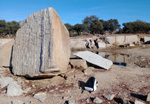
[0,77,23,96]
[85,98,90,103]
[146,92,150,102]
[7,81,23,96]
[86,38,106,49]
[93,38,107,49]
[134,56,150,68]
[11,100,24,104]
[49,76,65,86]
[134,100,145,104]
[0,86,7,94]
[70,38,107,50]
[49,90,54,92]
[11,7,70,78]
[62,96,71,100]
[31,84,36,89]
[103,94,115,100]
[23,87,31,93]
[129,43,135,47]
[97,41,106,49]
[73,51,113,70]
[84,39,95,49]
[93,97,103,104]
[0,77,14,88]
[120,98,130,104]
[128,87,140,93]
[83,68,93,75]
[33,92,47,103]
[65,100,75,104]
[70,59,87,69]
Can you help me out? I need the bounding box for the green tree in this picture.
[83,15,99,33]
[90,19,103,34]
[107,19,120,33]
[100,19,109,33]
[9,21,20,34]
[64,23,75,36]
[122,20,150,33]
[0,20,7,35]
[0,20,20,36]
[65,23,73,32]
[74,24,88,35]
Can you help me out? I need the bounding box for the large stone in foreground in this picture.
[11,7,70,78]
[73,51,113,70]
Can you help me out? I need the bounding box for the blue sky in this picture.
[0,0,150,27]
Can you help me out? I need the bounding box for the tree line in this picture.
[0,20,20,37]
[0,16,150,37]
[65,15,150,37]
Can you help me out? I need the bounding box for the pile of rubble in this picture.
[70,35,150,50]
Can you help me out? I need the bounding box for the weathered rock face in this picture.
[11,7,70,78]
[105,35,139,45]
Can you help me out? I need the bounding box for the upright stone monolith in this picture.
[11,7,70,78]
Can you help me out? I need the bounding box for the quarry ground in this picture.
[0,36,150,104]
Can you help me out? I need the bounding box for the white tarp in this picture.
[73,51,113,70]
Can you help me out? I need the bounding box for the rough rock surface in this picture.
[105,35,139,45]
[116,35,125,45]
[0,77,23,96]
[125,35,138,44]
[33,92,47,103]
[103,94,115,100]
[93,97,103,103]
[105,36,116,44]
[0,77,14,88]
[11,7,70,78]
[70,59,87,69]
[97,41,106,48]
[7,81,23,96]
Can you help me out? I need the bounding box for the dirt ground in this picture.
[0,38,150,104]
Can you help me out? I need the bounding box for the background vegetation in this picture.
[0,20,20,37]
[65,15,150,37]
[0,15,150,37]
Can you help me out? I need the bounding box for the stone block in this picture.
[73,51,113,70]
[70,59,87,69]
